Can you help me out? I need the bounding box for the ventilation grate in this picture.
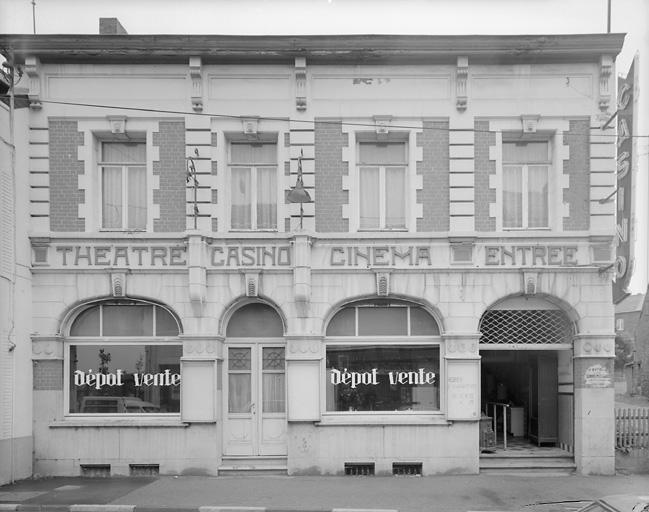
[80,464,111,477]
[392,463,422,476]
[479,309,573,344]
[129,464,160,476]
[344,462,375,476]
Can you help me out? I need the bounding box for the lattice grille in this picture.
[479,310,573,344]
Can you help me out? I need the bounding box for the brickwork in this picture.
[563,119,590,231]
[417,121,449,231]
[474,120,496,231]
[49,120,85,231]
[153,121,186,232]
[314,119,349,232]
[33,360,63,390]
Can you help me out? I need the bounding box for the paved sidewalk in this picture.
[1,474,648,512]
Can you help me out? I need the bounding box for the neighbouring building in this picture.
[614,293,644,395]
[1,65,33,484]
[630,289,649,398]
[0,22,625,478]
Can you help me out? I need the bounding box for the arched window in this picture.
[226,303,283,337]
[67,300,182,415]
[325,299,441,414]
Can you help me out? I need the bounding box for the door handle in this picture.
[250,402,256,414]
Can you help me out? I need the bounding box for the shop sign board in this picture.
[34,241,589,270]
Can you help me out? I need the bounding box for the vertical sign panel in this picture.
[614,60,636,303]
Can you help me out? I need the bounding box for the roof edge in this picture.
[0,33,626,64]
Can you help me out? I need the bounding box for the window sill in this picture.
[228,229,279,233]
[357,229,409,233]
[316,413,449,426]
[51,417,190,428]
[502,227,551,231]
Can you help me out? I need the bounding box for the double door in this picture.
[223,342,287,456]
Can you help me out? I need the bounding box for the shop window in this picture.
[100,142,147,230]
[358,141,407,230]
[502,140,550,229]
[325,301,440,413]
[229,142,278,230]
[67,301,181,415]
[326,344,440,412]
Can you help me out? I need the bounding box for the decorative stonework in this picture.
[374,270,391,296]
[340,125,353,229]
[286,337,322,360]
[32,335,64,360]
[31,237,50,266]
[24,56,42,109]
[244,271,260,297]
[521,114,540,133]
[599,55,613,112]
[110,271,127,297]
[189,56,203,112]
[107,115,127,135]
[443,334,480,357]
[181,335,223,359]
[293,234,312,305]
[373,115,392,137]
[456,56,468,112]
[573,334,615,358]
[188,233,206,302]
[522,271,538,295]
[295,57,307,111]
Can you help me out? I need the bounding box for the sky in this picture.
[1,0,648,293]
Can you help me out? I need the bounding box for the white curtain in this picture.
[385,167,406,228]
[257,167,277,229]
[102,142,146,163]
[228,374,251,413]
[528,164,549,227]
[503,165,522,228]
[127,166,146,229]
[102,166,122,228]
[262,374,285,413]
[359,166,380,229]
[231,168,252,229]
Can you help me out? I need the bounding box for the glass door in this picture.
[223,344,287,456]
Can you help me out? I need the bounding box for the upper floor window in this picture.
[229,142,277,230]
[502,140,550,229]
[358,141,407,230]
[100,142,147,230]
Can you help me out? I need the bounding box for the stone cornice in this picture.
[2,33,625,65]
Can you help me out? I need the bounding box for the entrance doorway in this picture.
[478,299,575,455]
[481,350,560,447]
[223,303,287,457]
[223,343,287,456]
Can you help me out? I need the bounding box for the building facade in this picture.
[0,28,624,478]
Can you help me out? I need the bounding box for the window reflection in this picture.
[326,345,440,412]
[69,345,181,414]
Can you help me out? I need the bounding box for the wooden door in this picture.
[223,344,287,456]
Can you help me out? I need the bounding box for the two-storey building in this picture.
[0,24,624,477]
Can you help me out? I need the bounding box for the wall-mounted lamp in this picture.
[287,149,311,229]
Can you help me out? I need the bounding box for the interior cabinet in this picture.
[528,354,558,445]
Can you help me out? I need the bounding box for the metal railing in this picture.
[486,401,510,450]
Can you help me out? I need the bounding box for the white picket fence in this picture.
[615,407,649,448]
